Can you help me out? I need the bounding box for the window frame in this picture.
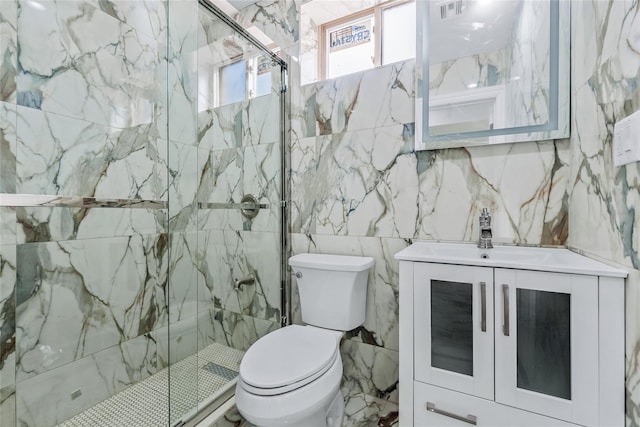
[319,0,415,80]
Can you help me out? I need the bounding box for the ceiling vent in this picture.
[438,0,465,20]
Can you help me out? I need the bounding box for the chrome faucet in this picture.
[478,208,493,249]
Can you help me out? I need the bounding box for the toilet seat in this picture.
[239,325,339,396]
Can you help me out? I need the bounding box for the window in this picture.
[216,53,276,107]
[319,0,415,80]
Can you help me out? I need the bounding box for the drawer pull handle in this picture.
[502,284,510,336]
[480,281,487,332]
[426,402,477,425]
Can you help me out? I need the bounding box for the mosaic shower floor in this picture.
[56,343,245,427]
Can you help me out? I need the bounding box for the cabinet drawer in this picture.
[413,382,576,427]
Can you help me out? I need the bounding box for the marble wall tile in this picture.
[199,104,244,151]
[16,107,166,200]
[197,143,280,233]
[343,392,398,427]
[15,234,168,382]
[17,0,164,130]
[0,385,15,427]
[300,60,414,137]
[155,315,198,366]
[242,94,281,146]
[340,340,399,403]
[198,229,280,323]
[417,140,570,245]
[162,0,198,146]
[211,308,279,353]
[233,0,300,51]
[168,141,199,232]
[16,334,158,427]
[291,233,409,352]
[0,101,16,195]
[0,245,16,391]
[86,0,168,42]
[0,0,17,104]
[168,232,202,322]
[313,125,417,238]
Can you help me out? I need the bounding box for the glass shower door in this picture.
[166,1,286,424]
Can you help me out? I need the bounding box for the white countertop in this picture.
[394,242,628,278]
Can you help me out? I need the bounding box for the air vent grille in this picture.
[439,0,465,20]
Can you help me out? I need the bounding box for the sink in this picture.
[394,241,627,277]
[406,242,551,264]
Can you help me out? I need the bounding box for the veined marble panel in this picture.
[299,60,414,137]
[291,233,408,352]
[168,232,202,322]
[417,140,569,245]
[15,234,168,382]
[198,103,244,151]
[169,141,199,232]
[242,94,281,146]
[155,315,198,367]
[197,229,280,323]
[16,107,166,200]
[296,125,416,238]
[17,0,164,129]
[343,392,399,427]
[568,0,640,267]
[233,0,300,51]
[0,384,15,427]
[210,308,279,353]
[0,101,16,195]
[0,0,17,103]
[197,143,280,233]
[85,0,168,42]
[340,339,398,403]
[0,245,16,389]
[1,101,17,247]
[16,334,158,427]
[162,0,198,146]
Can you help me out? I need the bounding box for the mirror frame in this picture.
[415,0,570,151]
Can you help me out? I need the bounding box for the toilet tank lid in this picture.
[289,253,374,271]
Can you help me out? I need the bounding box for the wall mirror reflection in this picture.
[415,0,570,150]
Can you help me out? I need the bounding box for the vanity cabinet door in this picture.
[413,263,494,400]
[494,269,598,425]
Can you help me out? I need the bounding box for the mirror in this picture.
[415,0,570,150]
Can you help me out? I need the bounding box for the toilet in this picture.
[235,253,374,427]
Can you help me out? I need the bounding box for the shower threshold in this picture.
[56,343,245,427]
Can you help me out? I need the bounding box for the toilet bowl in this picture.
[235,325,344,427]
[235,253,374,427]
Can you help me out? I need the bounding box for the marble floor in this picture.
[56,343,245,427]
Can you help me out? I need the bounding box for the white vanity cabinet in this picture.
[396,243,627,427]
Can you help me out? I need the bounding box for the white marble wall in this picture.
[236,0,638,426]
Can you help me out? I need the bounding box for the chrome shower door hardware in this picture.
[197,194,268,219]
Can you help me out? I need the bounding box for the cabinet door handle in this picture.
[427,402,477,425]
[480,282,486,332]
[502,284,510,336]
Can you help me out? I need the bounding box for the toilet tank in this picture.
[289,253,374,331]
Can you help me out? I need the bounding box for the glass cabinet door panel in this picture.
[516,289,571,400]
[414,263,494,400]
[495,269,598,425]
[431,280,473,376]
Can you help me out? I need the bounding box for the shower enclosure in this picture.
[0,0,288,425]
